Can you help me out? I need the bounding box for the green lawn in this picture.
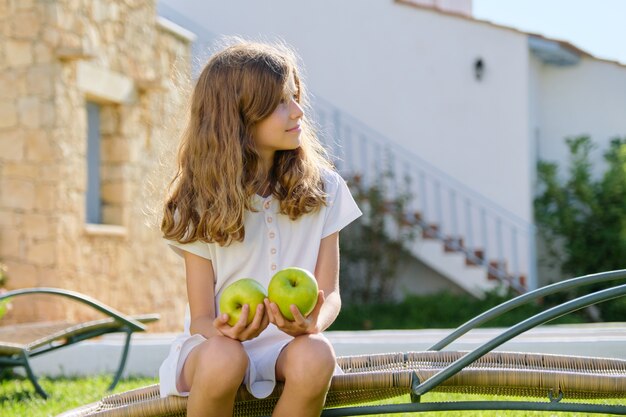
[0,375,155,417]
[0,375,622,417]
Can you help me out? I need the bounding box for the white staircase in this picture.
[315,97,537,295]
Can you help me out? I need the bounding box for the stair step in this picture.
[519,275,527,288]
[422,223,439,239]
[465,249,484,266]
[487,260,507,281]
[443,237,463,253]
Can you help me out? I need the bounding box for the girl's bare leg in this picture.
[272,334,336,417]
[180,335,248,417]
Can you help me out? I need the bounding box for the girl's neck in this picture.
[255,152,274,197]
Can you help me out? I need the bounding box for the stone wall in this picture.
[0,0,193,331]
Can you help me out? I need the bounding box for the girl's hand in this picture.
[213,303,269,342]
[264,291,325,337]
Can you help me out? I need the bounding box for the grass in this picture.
[1,375,623,417]
[0,374,155,417]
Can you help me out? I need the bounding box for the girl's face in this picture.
[253,74,303,168]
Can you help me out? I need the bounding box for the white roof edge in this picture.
[528,35,581,66]
[156,16,197,42]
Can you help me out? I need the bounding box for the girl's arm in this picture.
[313,231,341,332]
[184,251,269,341]
[184,251,220,338]
[265,231,341,335]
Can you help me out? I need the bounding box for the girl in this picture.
[158,40,362,417]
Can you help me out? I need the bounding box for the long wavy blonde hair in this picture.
[161,40,333,246]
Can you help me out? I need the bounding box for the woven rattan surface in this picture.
[57,350,626,417]
[0,314,160,355]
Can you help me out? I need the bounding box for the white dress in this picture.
[159,170,362,399]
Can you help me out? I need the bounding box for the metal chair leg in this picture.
[21,351,48,399]
[108,331,132,391]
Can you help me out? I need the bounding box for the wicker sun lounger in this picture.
[58,270,626,416]
[0,288,159,399]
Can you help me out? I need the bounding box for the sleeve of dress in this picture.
[321,171,363,238]
[165,238,212,261]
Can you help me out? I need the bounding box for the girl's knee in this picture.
[285,335,336,382]
[195,336,248,379]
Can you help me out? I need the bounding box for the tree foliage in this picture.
[534,136,626,320]
[339,171,418,305]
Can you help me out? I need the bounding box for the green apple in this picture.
[219,278,267,326]
[268,267,319,321]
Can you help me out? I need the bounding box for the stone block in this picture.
[0,209,21,229]
[26,65,55,97]
[91,0,105,22]
[42,27,60,48]
[23,213,55,239]
[57,237,79,269]
[77,62,137,104]
[10,11,41,40]
[37,267,60,288]
[102,204,124,226]
[34,43,53,64]
[0,227,23,258]
[0,101,18,129]
[6,40,33,67]
[15,0,35,11]
[26,239,56,267]
[0,129,24,161]
[25,129,58,162]
[102,136,132,163]
[38,164,61,182]
[35,183,58,211]
[17,96,40,128]
[2,261,38,288]
[99,106,119,135]
[0,0,8,19]
[0,44,6,71]
[0,72,21,100]
[1,178,35,210]
[40,100,56,127]
[99,164,124,181]
[101,181,126,204]
[2,163,38,179]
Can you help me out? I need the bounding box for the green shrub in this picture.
[330,289,586,331]
[535,136,626,321]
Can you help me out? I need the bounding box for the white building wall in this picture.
[528,54,544,190]
[536,58,626,178]
[160,0,534,224]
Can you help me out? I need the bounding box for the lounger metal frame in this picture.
[0,288,159,398]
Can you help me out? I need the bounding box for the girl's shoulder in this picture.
[320,167,345,190]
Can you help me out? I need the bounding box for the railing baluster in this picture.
[388,148,398,200]
[450,190,458,242]
[360,133,368,185]
[434,180,443,232]
[419,171,428,223]
[481,208,488,267]
[511,227,519,284]
[496,217,504,277]
[403,161,413,214]
[465,198,473,252]
[373,142,382,183]
[343,125,352,173]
